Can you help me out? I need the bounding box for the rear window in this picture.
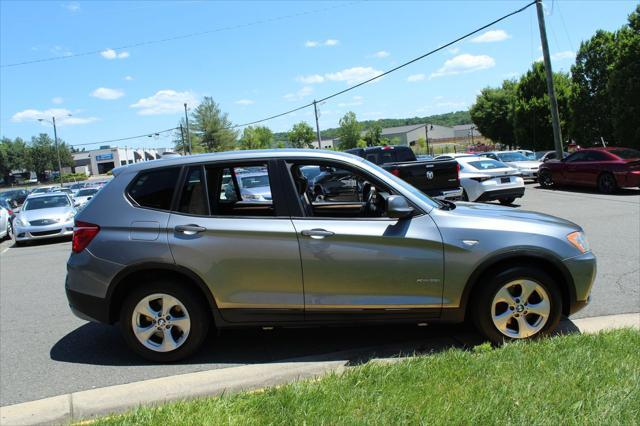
[395,148,415,162]
[128,167,180,210]
[467,160,509,170]
[609,149,640,160]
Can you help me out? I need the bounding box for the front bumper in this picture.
[518,170,539,179]
[14,220,74,241]
[562,251,597,315]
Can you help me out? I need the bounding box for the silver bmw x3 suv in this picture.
[66,150,596,362]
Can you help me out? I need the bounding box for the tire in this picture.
[597,172,617,194]
[538,170,553,188]
[119,280,210,362]
[498,197,516,205]
[471,266,562,345]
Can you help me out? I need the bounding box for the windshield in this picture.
[521,151,536,160]
[31,188,52,194]
[610,149,640,159]
[240,175,270,188]
[497,152,529,162]
[23,195,70,210]
[76,189,98,197]
[468,159,509,170]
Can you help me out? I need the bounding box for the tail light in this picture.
[391,168,400,177]
[72,221,100,253]
[8,210,13,216]
[456,162,460,183]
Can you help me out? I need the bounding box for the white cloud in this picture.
[235,99,255,105]
[325,66,383,85]
[51,46,72,57]
[11,108,97,126]
[100,48,130,60]
[430,54,495,78]
[371,50,390,58]
[64,2,80,12]
[283,86,313,101]
[407,73,425,82]
[51,97,64,104]
[130,90,199,115]
[448,47,460,55]
[536,50,576,62]
[124,75,134,81]
[91,87,124,100]
[297,74,325,84]
[338,96,364,107]
[305,39,339,48]
[471,30,511,43]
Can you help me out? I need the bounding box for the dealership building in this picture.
[71,146,172,176]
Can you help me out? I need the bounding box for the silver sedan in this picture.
[13,192,76,245]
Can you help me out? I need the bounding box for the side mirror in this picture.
[387,195,414,219]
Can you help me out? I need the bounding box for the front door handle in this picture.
[174,224,206,235]
[301,228,335,239]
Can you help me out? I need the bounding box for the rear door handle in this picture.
[174,224,207,235]
[301,228,335,239]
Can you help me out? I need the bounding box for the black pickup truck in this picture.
[345,146,462,200]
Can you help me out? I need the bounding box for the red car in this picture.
[538,147,640,193]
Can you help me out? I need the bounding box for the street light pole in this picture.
[184,103,192,155]
[313,100,322,146]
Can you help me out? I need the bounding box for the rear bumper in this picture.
[615,171,640,188]
[475,187,525,202]
[65,283,110,323]
[429,187,464,201]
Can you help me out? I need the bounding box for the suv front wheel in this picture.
[120,280,210,362]
[472,266,562,344]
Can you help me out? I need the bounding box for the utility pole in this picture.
[536,0,563,160]
[313,100,322,147]
[180,124,186,155]
[183,103,191,155]
[52,116,63,186]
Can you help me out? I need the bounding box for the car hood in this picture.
[504,161,541,169]
[19,206,75,223]
[452,202,579,229]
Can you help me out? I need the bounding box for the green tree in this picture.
[470,79,517,148]
[172,118,202,154]
[363,125,383,146]
[239,126,274,150]
[0,137,31,183]
[190,97,237,152]
[287,122,315,148]
[513,62,572,151]
[570,30,616,145]
[609,5,640,149]
[337,111,361,150]
[29,134,56,180]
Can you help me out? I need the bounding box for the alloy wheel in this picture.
[131,293,191,352]
[491,279,550,339]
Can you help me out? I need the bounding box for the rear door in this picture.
[167,161,303,323]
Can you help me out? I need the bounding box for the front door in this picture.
[167,162,303,323]
[286,160,444,321]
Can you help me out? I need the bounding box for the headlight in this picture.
[567,231,590,253]
[15,217,28,227]
[64,212,76,221]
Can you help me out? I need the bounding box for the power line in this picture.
[68,127,178,147]
[229,0,537,129]
[1,2,359,68]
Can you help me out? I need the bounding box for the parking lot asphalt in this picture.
[1,184,638,406]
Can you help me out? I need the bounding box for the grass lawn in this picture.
[90,329,639,425]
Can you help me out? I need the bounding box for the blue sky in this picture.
[0,0,635,150]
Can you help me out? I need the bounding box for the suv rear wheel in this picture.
[472,266,561,344]
[120,280,210,362]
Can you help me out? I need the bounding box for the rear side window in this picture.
[128,167,180,210]
[178,166,208,215]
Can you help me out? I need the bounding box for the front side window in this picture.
[565,152,589,163]
[128,167,180,210]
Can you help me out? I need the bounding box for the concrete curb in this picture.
[2,312,638,425]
